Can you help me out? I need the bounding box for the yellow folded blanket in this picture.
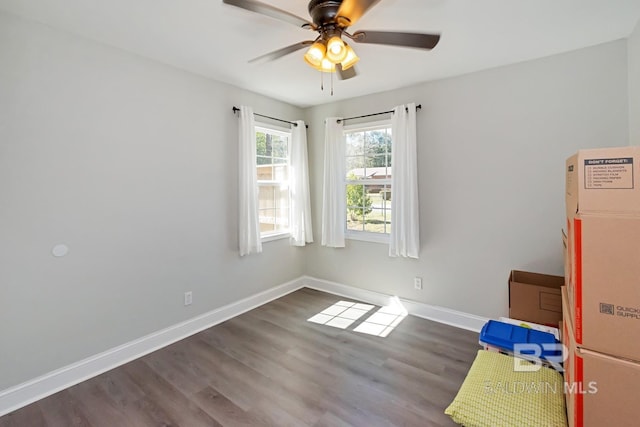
[445,350,567,427]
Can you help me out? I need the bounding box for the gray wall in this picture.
[630,19,640,145]
[0,12,305,390]
[303,40,629,318]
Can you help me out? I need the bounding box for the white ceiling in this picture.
[1,0,639,108]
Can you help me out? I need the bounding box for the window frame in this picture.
[255,121,292,242]
[343,118,393,244]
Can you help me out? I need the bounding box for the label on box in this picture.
[583,158,634,189]
[599,302,640,320]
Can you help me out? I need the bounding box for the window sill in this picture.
[345,231,390,244]
[261,232,290,243]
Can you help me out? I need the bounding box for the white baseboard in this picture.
[0,277,305,417]
[0,275,487,417]
[301,276,489,332]
[398,299,489,332]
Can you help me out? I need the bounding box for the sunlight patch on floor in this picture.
[307,300,375,329]
[354,298,408,337]
[308,297,408,337]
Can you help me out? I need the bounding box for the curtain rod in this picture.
[337,104,422,123]
[232,107,308,128]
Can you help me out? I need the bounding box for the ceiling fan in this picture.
[222,0,441,80]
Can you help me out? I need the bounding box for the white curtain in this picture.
[238,106,262,256]
[390,103,420,258]
[321,118,346,247]
[289,120,314,246]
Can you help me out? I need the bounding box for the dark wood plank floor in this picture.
[0,288,480,427]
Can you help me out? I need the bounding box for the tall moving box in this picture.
[564,147,640,426]
[565,147,640,361]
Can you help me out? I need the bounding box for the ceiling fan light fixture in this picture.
[340,44,359,70]
[303,41,326,68]
[326,36,347,63]
[226,0,442,88]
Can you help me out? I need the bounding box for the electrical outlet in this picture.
[184,291,193,306]
[414,277,423,290]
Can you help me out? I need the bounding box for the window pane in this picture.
[363,164,389,181]
[344,125,392,236]
[274,165,288,181]
[259,209,276,233]
[273,157,287,164]
[257,130,289,166]
[256,126,291,237]
[257,155,271,166]
[347,207,365,231]
[345,183,392,235]
[259,185,275,209]
[256,132,267,157]
[364,208,391,233]
[368,154,389,168]
[379,185,392,208]
[346,156,367,180]
[275,207,289,231]
[271,135,288,158]
[277,186,289,208]
[257,165,272,180]
[346,182,370,232]
[366,129,391,155]
[259,185,289,216]
[346,131,364,156]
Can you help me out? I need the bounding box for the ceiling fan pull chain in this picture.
[320,69,324,91]
[331,70,334,96]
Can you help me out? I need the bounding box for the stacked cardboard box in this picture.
[563,146,640,427]
[562,288,640,426]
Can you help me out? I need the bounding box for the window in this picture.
[256,124,291,240]
[344,120,392,242]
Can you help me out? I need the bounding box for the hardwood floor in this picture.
[0,288,480,427]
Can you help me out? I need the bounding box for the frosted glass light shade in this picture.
[340,44,359,70]
[304,42,326,68]
[318,58,335,72]
[326,36,347,63]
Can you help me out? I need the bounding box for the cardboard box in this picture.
[562,287,640,427]
[509,270,564,326]
[566,146,640,218]
[565,215,640,361]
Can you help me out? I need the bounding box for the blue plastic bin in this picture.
[479,320,562,365]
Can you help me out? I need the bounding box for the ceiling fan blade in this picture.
[336,64,357,80]
[336,0,382,27]
[223,0,315,29]
[352,30,440,50]
[249,41,314,64]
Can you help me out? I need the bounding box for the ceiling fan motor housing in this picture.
[308,0,344,27]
